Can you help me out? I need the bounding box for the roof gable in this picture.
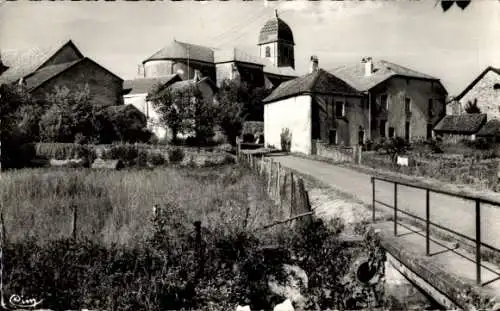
[263,69,360,103]
[433,113,487,134]
[28,57,123,93]
[455,67,500,101]
[123,74,181,95]
[0,40,84,85]
[328,59,439,92]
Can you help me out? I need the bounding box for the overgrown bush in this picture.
[148,152,166,166]
[101,144,139,166]
[280,128,292,152]
[34,143,97,166]
[168,147,185,164]
[136,150,149,168]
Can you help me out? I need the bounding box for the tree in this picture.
[39,84,95,143]
[464,98,481,114]
[148,82,217,145]
[215,79,272,145]
[0,83,41,168]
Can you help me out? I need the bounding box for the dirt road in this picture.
[270,155,500,250]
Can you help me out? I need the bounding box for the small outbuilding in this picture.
[433,113,487,142]
[476,119,500,141]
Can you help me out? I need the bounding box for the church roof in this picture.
[144,40,215,64]
[328,59,440,92]
[263,69,361,103]
[214,48,265,66]
[258,12,294,45]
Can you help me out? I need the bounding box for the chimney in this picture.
[363,57,373,77]
[309,55,319,73]
[193,69,202,82]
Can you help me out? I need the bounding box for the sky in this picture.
[0,0,499,95]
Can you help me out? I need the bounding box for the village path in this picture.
[269,155,500,251]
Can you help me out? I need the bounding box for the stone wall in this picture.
[314,141,355,163]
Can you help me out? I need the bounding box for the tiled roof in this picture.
[476,119,500,137]
[0,40,75,85]
[455,66,500,101]
[263,63,298,78]
[144,40,215,64]
[433,113,487,135]
[164,77,218,95]
[214,48,264,65]
[258,15,294,45]
[23,60,82,91]
[123,74,180,95]
[263,69,361,103]
[328,59,439,92]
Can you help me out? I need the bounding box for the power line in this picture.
[215,13,271,48]
[209,6,269,43]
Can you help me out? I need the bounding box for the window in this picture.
[380,120,387,137]
[405,97,411,114]
[428,99,433,117]
[494,83,500,90]
[405,122,410,141]
[329,129,337,145]
[427,124,433,139]
[265,46,271,58]
[389,127,395,138]
[335,101,345,118]
[380,94,388,110]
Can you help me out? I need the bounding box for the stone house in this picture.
[123,74,182,140]
[0,40,123,107]
[263,57,363,155]
[329,58,448,142]
[453,67,500,119]
[433,113,487,143]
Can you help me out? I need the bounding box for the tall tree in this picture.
[148,82,217,144]
[215,79,271,145]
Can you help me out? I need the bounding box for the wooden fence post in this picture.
[267,158,273,194]
[72,205,77,240]
[194,221,204,279]
[290,172,296,218]
[296,178,313,229]
[1,208,6,245]
[276,162,281,205]
[260,155,264,176]
[281,171,288,212]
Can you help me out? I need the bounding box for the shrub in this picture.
[148,152,166,166]
[168,147,185,164]
[280,128,292,152]
[102,144,139,166]
[136,150,149,167]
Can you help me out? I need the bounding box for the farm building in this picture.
[433,113,487,142]
[263,57,364,155]
[123,74,182,140]
[476,119,500,141]
[329,57,448,141]
[453,67,500,120]
[0,40,123,107]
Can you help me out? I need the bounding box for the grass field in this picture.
[0,165,278,247]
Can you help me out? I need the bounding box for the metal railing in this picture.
[371,175,500,286]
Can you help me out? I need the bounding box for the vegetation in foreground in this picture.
[0,165,387,310]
